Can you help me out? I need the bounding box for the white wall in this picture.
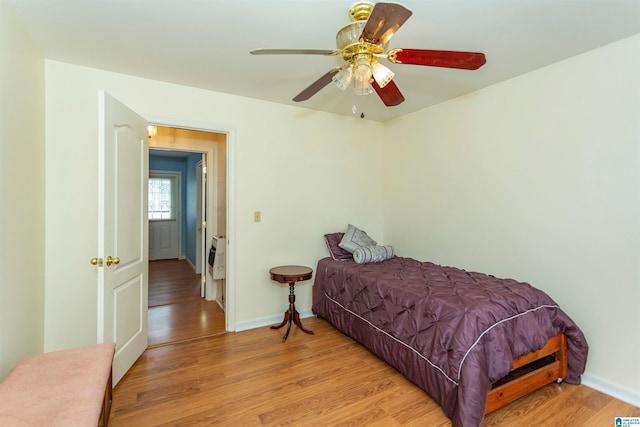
[44,61,385,349]
[0,2,45,378]
[384,35,640,404]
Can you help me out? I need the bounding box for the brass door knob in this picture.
[90,257,102,266]
[106,256,120,266]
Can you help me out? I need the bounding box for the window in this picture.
[148,177,174,220]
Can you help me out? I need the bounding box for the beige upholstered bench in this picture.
[0,342,115,427]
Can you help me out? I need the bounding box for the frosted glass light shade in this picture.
[371,62,394,88]
[336,21,366,49]
[354,79,373,95]
[332,66,353,91]
[353,57,373,95]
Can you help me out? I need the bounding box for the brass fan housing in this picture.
[336,2,385,66]
[349,1,374,22]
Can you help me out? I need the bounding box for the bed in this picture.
[312,253,588,427]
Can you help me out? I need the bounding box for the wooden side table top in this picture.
[269,265,312,284]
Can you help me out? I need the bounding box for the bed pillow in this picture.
[353,245,395,264]
[338,224,377,254]
[324,233,353,261]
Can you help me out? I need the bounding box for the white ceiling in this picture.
[8,0,640,122]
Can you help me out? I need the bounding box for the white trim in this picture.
[195,159,205,276]
[183,255,196,273]
[235,310,314,332]
[581,373,640,407]
[96,91,107,343]
[144,115,237,332]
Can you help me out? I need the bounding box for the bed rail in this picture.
[485,333,568,414]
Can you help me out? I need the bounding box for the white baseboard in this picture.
[181,256,196,272]
[235,310,314,332]
[581,373,640,407]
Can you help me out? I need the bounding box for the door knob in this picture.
[106,256,120,266]
[90,257,103,267]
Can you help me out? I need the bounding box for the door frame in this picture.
[146,116,236,332]
[195,159,205,277]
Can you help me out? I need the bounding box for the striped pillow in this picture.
[353,245,394,264]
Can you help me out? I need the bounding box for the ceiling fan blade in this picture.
[372,80,405,107]
[387,49,486,70]
[360,3,413,46]
[293,68,340,102]
[250,48,335,56]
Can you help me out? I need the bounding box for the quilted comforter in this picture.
[312,256,588,427]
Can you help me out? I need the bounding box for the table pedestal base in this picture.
[270,282,314,342]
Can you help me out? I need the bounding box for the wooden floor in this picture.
[148,259,226,347]
[112,316,639,426]
[149,259,204,307]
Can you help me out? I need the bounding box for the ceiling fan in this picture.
[250,1,486,107]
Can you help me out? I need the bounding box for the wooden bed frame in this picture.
[485,333,568,414]
[312,260,584,422]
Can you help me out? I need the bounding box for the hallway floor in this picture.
[148,259,226,347]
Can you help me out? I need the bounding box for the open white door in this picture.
[97,91,149,385]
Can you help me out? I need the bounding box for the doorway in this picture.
[147,259,225,346]
[147,126,228,346]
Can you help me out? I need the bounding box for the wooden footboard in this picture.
[485,333,568,414]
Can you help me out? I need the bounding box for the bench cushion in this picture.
[0,342,115,426]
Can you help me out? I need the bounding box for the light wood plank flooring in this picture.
[148,259,225,347]
[112,316,639,426]
[149,259,203,307]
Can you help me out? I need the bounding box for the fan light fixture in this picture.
[332,56,395,95]
[250,1,486,107]
[371,61,394,88]
[333,65,353,90]
[353,56,373,95]
[331,2,395,96]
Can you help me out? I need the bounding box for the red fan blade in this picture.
[293,68,340,102]
[360,3,413,46]
[388,49,486,70]
[372,80,405,107]
[250,49,335,56]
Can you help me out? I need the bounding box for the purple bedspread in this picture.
[312,256,588,427]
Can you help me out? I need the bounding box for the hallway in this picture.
[148,259,226,347]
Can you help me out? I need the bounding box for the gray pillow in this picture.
[353,245,395,264]
[338,224,377,254]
